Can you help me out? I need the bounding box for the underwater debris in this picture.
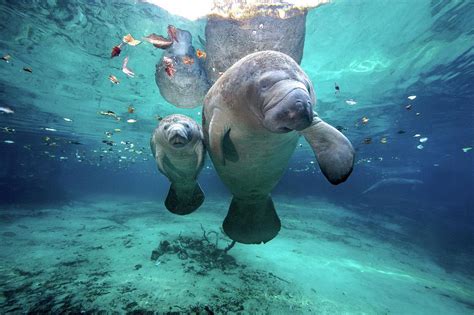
[405,104,412,110]
[397,130,405,134]
[363,137,372,144]
[114,128,121,132]
[462,147,472,153]
[419,137,428,143]
[102,140,114,146]
[99,110,120,120]
[144,33,173,49]
[345,99,357,106]
[3,140,14,144]
[416,112,421,116]
[1,126,15,133]
[334,82,340,94]
[361,116,369,124]
[413,134,421,137]
[122,34,141,46]
[122,56,135,78]
[163,56,176,77]
[44,127,57,132]
[196,49,207,59]
[63,117,72,122]
[1,54,11,62]
[127,105,135,113]
[23,67,32,73]
[144,231,311,313]
[0,106,14,114]
[408,95,417,100]
[126,119,137,124]
[380,137,388,144]
[150,232,237,273]
[417,144,424,150]
[335,125,347,132]
[182,55,194,65]
[111,43,123,58]
[67,140,82,145]
[108,74,119,84]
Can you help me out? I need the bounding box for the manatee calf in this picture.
[155,27,209,108]
[203,51,355,244]
[150,114,205,214]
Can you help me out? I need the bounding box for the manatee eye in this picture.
[163,124,170,130]
[259,78,273,91]
[182,123,190,129]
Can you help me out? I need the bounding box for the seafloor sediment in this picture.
[0,196,473,314]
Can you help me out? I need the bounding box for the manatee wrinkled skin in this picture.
[155,29,209,108]
[205,11,307,84]
[150,114,206,215]
[203,51,355,244]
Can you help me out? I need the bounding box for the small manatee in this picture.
[155,28,210,108]
[150,114,206,214]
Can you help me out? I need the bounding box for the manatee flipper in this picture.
[300,112,355,185]
[153,147,168,177]
[208,108,230,165]
[223,195,281,244]
[165,182,205,215]
[195,142,204,176]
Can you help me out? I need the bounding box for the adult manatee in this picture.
[203,51,355,244]
[204,3,327,84]
[150,114,205,214]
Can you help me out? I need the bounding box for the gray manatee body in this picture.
[362,178,424,194]
[203,51,354,244]
[150,114,205,214]
[155,28,209,108]
[205,10,307,84]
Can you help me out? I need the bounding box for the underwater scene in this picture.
[0,0,473,313]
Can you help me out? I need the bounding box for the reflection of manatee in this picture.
[205,11,307,84]
[203,51,354,244]
[155,28,209,108]
[150,114,206,214]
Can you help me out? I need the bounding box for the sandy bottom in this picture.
[1,194,473,314]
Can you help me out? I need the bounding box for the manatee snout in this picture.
[167,125,190,148]
[263,87,313,133]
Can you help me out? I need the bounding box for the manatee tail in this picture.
[165,182,204,215]
[223,195,281,244]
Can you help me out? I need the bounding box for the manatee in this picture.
[203,51,355,244]
[150,114,205,214]
[204,7,308,84]
[155,27,209,108]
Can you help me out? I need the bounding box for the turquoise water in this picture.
[1,0,473,313]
